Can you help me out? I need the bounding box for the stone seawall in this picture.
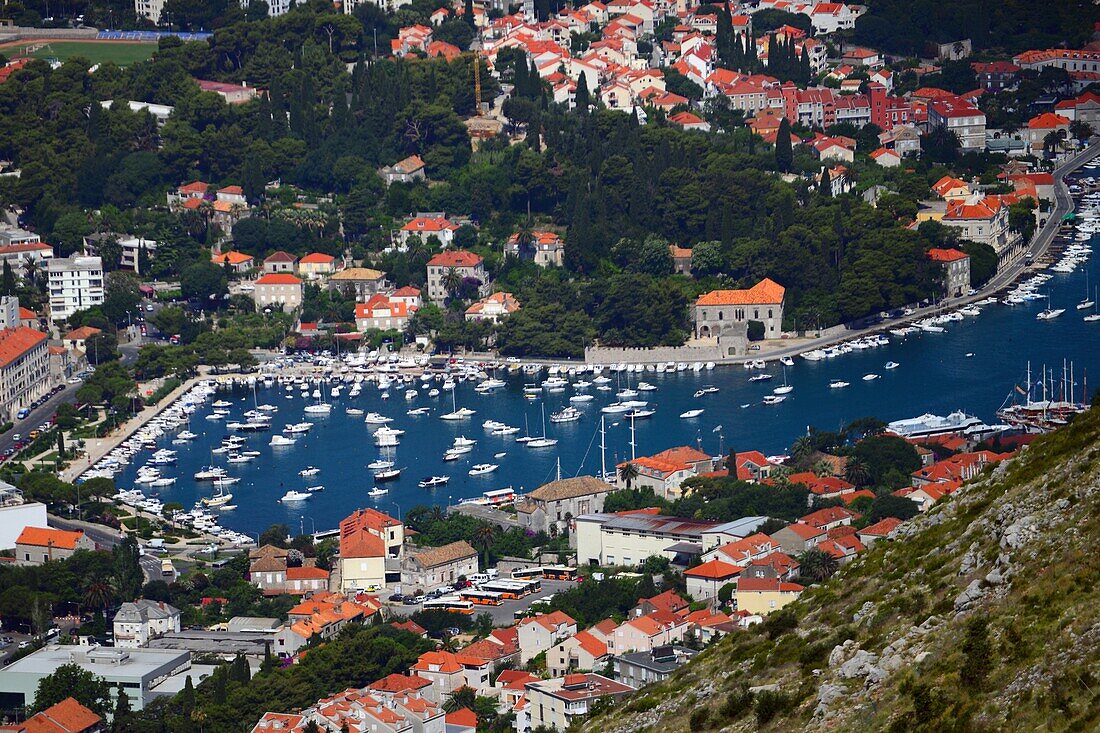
[584,344,733,365]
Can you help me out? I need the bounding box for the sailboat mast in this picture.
[630,415,636,461]
[599,416,607,480]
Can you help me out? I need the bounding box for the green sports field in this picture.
[13,40,157,66]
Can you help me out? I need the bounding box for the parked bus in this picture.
[510,567,545,581]
[481,579,539,599]
[541,565,578,582]
[160,559,175,577]
[459,589,504,606]
[422,597,475,615]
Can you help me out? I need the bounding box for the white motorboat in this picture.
[569,394,594,402]
[884,361,900,370]
[829,379,850,389]
[491,426,521,436]
[367,487,388,497]
[454,436,477,447]
[762,395,786,405]
[149,478,176,487]
[418,476,450,488]
[374,467,401,481]
[637,382,657,391]
[748,373,773,382]
[367,459,394,470]
[213,400,232,408]
[177,431,197,441]
[1036,308,1065,320]
[304,403,332,414]
[447,443,474,455]
[600,402,631,414]
[346,408,365,416]
[779,356,794,367]
[280,490,312,502]
[862,373,881,381]
[299,466,321,477]
[407,407,431,415]
[405,389,418,400]
[469,463,498,476]
[550,406,583,423]
[680,409,704,419]
[284,422,313,433]
[773,384,794,395]
[693,389,705,398]
[625,408,655,419]
[364,412,392,424]
[442,450,464,461]
[270,435,296,446]
[494,452,507,458]
[305,485,325,492]
[212,477,240,487]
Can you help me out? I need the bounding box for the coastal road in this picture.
[0,335,144,458]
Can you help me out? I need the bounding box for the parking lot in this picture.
[384,578,576,625]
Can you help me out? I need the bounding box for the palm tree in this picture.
[797,548,839,583]
[444,686,477,714]
[790,435,815,462]
[426,505,446,524]
[83,579,115,614]
[618,462,639,489]
[1043,130,1066,157]
[442,267,462,300]
[812,459,835,477]
[844,457,871,486]
[471,523,499,568]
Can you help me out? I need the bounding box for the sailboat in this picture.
[772,365,793,395]
[1085,287,1100,322]
[1036,293,1065,320]
[304,384,332,414]
[1078,271,1095,310]
[440,386,475,421]
[525,405,558,448]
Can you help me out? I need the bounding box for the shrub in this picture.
[754,689,792,725]
[689,707,711,731]
[719,685,754,720]
[761,608,798,640]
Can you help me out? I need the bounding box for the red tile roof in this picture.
[859,517,903,537]
[264,251,297,263]
[799,506,859,528]
[15,527,85,550]
[1027,112,1071,129]
[427,250,483,268]
[927,247,969,262]
[299,252,336,264]
[0,327,47,368]
[211,251,253,265]
[684,558,741,580]
[286,566,330,580]
[21,697,102,733]
[737,576,804,593]
[255,274,302,285]
[696,278,785,306]
[402,216,459,233]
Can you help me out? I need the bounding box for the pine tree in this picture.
[775,118,793,172]
[112,685,134,733]
[575,71,590,110]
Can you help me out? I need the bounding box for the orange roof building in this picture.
[14,527,94,564]
[12,697,102,733]
[694,279,785,341]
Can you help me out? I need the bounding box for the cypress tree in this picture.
[746,32,757,69]
[775,118,793,172]
[112,685,134,733]
[529,58,540,98]
[800,46,812,84]
[766,34,777,73]
[464,0,475,29]
[819,167,833,200]
[575,71,590,110]
[2,260,15,295]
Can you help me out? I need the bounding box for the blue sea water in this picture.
[113,248,1100,537]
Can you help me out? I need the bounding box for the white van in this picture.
[468,573,489,585]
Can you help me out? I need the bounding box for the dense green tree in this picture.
[32,664,113,718]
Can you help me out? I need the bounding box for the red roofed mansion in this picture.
[426,250,488,304]
[694,278,785,344]
[927,248,971,298]
[0,326,49,422]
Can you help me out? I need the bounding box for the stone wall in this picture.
[585,343,737,365]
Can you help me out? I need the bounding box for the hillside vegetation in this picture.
[583,406,1100,733]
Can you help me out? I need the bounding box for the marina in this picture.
[79,181,1100,539]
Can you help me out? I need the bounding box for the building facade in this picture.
[401,540,479,592]
[113,600,182,648]
[47,256,104,323]
[425,250,488,304]
[927,248,971,298]
[694,278,785,340]
[252,274,303,311]
[0,327,49,422]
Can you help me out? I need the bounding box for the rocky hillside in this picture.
[583,407,1100,733]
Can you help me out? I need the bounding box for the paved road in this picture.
[0,332,144,458]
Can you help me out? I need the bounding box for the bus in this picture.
[511,566,578,582]
[510,567,545,581]
[481,579,540,599]
[541,565,578,582]
[160,559,175,577]
[459,589,504,606]
[422,597,475,615]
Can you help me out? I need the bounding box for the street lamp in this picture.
[391,502,401,520]
[300,515,315,535]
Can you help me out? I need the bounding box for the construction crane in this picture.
[472,32,485,115]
